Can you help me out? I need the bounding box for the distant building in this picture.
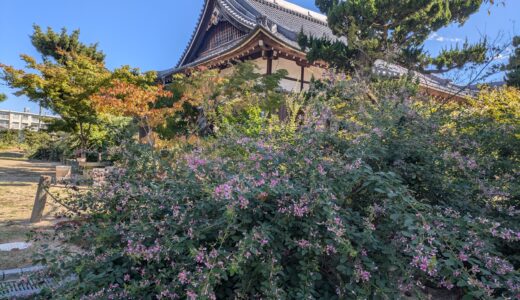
[159,0,473,101]
[0,108,60,131]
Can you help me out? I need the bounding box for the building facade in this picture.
[0,109,59,131]
[159,0,471,100]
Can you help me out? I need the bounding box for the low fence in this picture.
[29,164,113,223]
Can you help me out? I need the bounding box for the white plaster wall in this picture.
[272,58,300,79]
[279,78,301,92]
[251,57,268,74]
[305,65,325,82]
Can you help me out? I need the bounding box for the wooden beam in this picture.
[300,66,305,92]
[267,56,273,75]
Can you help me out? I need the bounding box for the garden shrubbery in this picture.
[34,73,519,299]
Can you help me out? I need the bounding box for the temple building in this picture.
[159,0,471,99]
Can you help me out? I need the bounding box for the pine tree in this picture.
[300,0,491,74]
[505,36,520,88]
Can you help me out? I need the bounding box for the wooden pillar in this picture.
[300,65,305,92]
[266,56,273,75]
[30,175,52,223]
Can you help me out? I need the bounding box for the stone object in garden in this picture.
[0,242,31,252]
[55,166,72,183]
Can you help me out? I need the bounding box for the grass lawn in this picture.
[0,150,63,269]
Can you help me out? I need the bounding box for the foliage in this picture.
[91,67,172,146]
[505,36,520,88]
[33,76,519,299]
[30,25,105,64]
[0,26,111,151]
[163,63,289,138]
[300,0,492,73]
[0,93,6,102]
[0,129,66,160]
[0,129,19,148]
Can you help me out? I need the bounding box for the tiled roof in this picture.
[247,0,335,41]
[373,60,474,98]
[160,0,472,98]
[172,0,339,71]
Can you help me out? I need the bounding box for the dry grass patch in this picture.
[0,150,64,269]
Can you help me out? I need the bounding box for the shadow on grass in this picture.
[0,183,32,187]
[0,152,25,159]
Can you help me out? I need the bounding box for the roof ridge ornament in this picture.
[255,15,278,33]
[207,7,223,30]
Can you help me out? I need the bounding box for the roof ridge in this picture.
[176,0,210,68]
[251,0,328,26]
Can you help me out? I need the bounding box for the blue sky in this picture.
[1,0,518,113]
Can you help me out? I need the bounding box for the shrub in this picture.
[34,80,519,299]
[0,129,20,148]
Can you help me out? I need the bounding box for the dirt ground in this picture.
[0,150,62,269]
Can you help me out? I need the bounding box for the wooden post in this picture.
[30,175,52,223]
[300,65,305,92]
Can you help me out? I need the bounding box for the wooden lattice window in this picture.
[199,21,244,56]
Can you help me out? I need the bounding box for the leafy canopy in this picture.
[300,0,491,73]
[0,26,110,150]
[91,66,173,145]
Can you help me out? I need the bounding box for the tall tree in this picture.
[505,36,520,88]
[0,26,110,152]
[300,0,491,74]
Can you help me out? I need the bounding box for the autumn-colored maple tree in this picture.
[91,67,172,146]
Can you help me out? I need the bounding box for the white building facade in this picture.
[0,109,59,131]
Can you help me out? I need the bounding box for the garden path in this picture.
[0,150,60,269]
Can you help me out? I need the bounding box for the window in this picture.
[199,22,244,57]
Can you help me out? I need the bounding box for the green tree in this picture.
[0,26,110,153]
[300,0,491,74]
[30,25,105,64]
[0,93,6,102]
[505,36,520,88]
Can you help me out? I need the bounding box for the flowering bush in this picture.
[34,79,519,299]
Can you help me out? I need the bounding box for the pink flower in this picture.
[458,252,469,262]
[187,290,197,300]
[317,164,326,175]
[297,239,311,248]
[195,251,205,264]
[355,264,371,282]
[440,278,454,290]
[326,245,337,255]
[214,182,233,199]
[372,127,383,138]
[238,196,249,209]
[178,271,189,284]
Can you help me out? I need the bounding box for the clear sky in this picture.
[1,0,519,113]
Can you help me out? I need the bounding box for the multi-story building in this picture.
[0,109,60,131]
